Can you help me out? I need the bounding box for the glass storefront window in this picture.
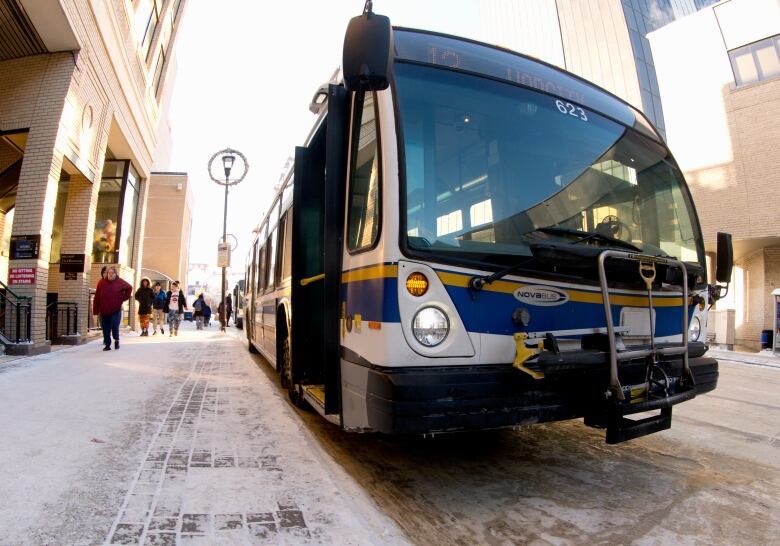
[118,164,140,268]
[50,176,69,263]
[93,160,140,267]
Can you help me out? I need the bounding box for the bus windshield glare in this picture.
[395,62,704,268]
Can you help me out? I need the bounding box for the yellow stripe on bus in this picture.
[341,264,398,283]
[340,265,686,307]
[435,271,686,307]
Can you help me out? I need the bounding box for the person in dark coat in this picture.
[134,277,154,336]
[165,281,188,337]
[203,302,212,327]
[93,265,132,350]
[193,293,205,330]
[226,294,233,326]
[151,282,166,335]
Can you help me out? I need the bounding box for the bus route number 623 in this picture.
[555,99,588,122]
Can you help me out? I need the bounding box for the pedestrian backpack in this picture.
[194,299,202,312]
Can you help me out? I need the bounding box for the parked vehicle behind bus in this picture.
[233,280,244,329]
[243,6,733,443]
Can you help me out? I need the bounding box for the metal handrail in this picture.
[0,278,32,302]
[597,250,691,400]
[0,286,32,344]
[45,301,79,343]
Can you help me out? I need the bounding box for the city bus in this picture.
[233,280,244,329]
[243,7,732,443]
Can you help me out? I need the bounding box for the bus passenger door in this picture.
[291,139,326,391]
[290,84,348,415]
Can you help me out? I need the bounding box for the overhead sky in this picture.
[168,0,483,270]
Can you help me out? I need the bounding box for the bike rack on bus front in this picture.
[597,250,692,400]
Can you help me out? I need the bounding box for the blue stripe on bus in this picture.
[443,283,693,338]
[339,265,693,338]
[341,276,400,323]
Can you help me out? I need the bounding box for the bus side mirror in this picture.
[342,9,392,92]
[715,232,733,284]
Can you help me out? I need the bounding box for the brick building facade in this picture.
[649,0,780,349]
[0,0,187,352]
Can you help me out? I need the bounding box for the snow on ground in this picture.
[0,322,409,545]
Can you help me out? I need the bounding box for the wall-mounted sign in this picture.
[60,253,86,273]
[64,272,77,280]
[9,267,36,285]
[10,235,40,260]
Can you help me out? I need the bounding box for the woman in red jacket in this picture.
[93,266,132,351]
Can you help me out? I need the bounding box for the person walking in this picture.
[166,281,187,337]
[93,265,132,351]
[226,294,233,327]
[151,282,166,335]
[203,302,212,327]
[134,278,154,336]
[193,294,205,330]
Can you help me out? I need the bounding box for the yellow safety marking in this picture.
[513,333,545,380]
[341,264,398,283]
[436,271,685,307]
[629,385,648,404]
[354,313,362,333]
[304,385,326,405]
[300,273,325,286]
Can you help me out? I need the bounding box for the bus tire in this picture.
[247,327,259,354]
[280,336,307,408]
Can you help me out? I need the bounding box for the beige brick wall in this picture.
[0,0,187,348]
[679,79,780,245]
[143,173,191,288]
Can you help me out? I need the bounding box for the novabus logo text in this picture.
[513,286,569,306]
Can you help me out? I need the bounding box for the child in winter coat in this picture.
[134,278,154,336]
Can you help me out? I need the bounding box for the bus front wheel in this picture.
[281,337,306,408]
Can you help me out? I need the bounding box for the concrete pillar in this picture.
[56,173,100,340]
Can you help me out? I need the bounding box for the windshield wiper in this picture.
[534,226,641,252]
[469,258,535,291]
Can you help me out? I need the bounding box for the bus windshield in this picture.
[395,62,704,269]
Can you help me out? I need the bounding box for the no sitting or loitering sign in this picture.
[9,267,36,285]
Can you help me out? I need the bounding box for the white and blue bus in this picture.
[243,7,732,443]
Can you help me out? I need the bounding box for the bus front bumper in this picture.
[346,355,718,435]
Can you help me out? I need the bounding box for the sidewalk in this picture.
[0,321,408,545]
[706,347,780,369]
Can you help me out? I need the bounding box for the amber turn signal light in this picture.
[406,272,429,297]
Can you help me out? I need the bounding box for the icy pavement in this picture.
[0,322,408,545]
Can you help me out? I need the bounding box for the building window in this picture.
[153,45,166,97]
[93,161,140,267]
[50,175,69,264]
[729,35,780,87]
[139,0,162,62]
[118,164,140,268]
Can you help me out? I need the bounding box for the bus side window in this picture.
[347,91,381,253]
[277,212,290,284]
[250,240,257,296]
[257,244,267,293]
[267,228,278,290]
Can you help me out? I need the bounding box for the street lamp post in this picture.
[208,148,248,332]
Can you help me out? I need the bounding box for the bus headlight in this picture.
[412,307,449,347]
[689,316,701,341]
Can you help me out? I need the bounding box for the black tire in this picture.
[235,317,243,330]
[280,337,307,408]
[247,326,259,354]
